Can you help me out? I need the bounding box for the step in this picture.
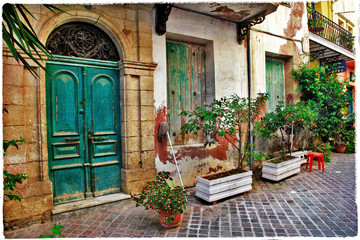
[52,193,131,221]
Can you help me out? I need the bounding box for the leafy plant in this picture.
[340,34,354,50]
[134,171,188,224]
[292,62,351,142]
[181,93,268,171]
[3,108,28,202]
[344,129,355,153]
[3,170,29,202]
[306,140,332,162]
[2,4,69,76]
[3,137,25,156]
[334,113,356,153]
[39,223,65,238]
[256,101,317,160]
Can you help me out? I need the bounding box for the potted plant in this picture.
[307,8,325,33]
[256,101,316,181]
[334,135,347,153]
[333,115,355,153]
[181,93,268,203]
[134,171,188,228]
[308,19,324,32]
[306,139,332,162]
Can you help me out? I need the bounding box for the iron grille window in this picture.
[46,22,120,61]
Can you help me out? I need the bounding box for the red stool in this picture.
[306,152,325,173]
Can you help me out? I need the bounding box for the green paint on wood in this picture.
[46,59,121,205]
[266,59,285,113]
[166,41,206,145]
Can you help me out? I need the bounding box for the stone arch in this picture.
[36,8,135,60]
[33,6,135,189]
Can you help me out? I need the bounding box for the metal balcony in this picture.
[307,6,354,52]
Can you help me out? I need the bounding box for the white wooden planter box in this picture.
[287,151,308,164]
[195,170,252,203]
[262,157,302,181]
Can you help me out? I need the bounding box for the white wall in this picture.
[153,7,248,111]
[152,6,249,186]
[250,3,309,97]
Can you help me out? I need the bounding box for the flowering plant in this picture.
[134,171,187,224]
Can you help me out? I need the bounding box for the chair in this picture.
[306,152,325,173]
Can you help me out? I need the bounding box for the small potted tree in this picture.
[256,101,316,181]
[181,93,268,203]
[134,171,188,228]
[333,115,355,153]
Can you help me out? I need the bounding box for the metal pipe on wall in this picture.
[36,68,44,181]
[247,30,254,171]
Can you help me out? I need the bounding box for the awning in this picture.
[309,33,355,65]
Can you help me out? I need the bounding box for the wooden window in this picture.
[338,19,344,28]
[266,58,285,113]
[166,41,206,145]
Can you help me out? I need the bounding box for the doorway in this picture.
[46,58,121,204]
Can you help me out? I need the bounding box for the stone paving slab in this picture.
[3,153,357,238]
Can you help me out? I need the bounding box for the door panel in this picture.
[47,64,85,204]
[87,67,121,196]
[166,41,206,145]
[51,70,79,135]
[266,59,285,113]
[47,61,121,205]
[91,75,116,133]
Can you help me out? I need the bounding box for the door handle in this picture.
[92,137,107,141]
[64,137,80,142]
[88,135,107,141]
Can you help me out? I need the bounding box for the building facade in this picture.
[307,0,356,114]
[4,2,352,229]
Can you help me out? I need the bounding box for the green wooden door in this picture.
[166,41,206,145]
[266,59,285,113]
[46,58,121,204]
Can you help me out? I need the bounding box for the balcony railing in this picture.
[307,6,354,52]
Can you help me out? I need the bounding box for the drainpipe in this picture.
[247,30,254,171]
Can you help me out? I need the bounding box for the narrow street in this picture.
[4,153,357,238]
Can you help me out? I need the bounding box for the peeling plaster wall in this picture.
[250,3,310,154]
[251,2,309,96]
[152,7,248,187]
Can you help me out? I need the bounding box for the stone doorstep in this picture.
[52,193,131,215]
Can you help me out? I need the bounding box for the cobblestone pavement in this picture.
[4,153,357,238]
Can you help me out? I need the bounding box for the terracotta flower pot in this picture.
[335,145,346,153]
[159,211,182,229]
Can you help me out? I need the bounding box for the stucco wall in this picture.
[251,2,309,97]
[250,2,310,154]
[152,7,248,187]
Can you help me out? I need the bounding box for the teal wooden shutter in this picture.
[266,59,285,113]
[166,41,206,145]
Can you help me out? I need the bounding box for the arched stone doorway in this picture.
[45,22,122,204]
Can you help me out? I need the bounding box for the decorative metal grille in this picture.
[307,6,354,52]
[46,22,120,61]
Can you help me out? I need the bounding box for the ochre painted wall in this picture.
[3,4,156,229]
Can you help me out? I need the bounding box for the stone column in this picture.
[119,60,158,194]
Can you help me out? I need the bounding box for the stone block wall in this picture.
[3,3,157,229]
[3,56,53,229]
